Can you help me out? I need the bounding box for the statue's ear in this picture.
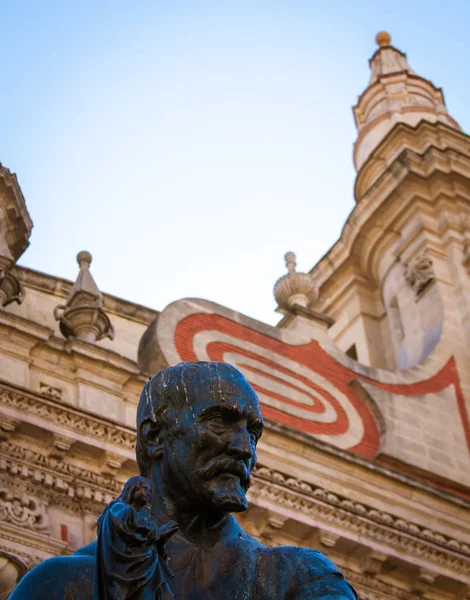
[141,420,164,460]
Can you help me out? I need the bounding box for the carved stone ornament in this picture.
[0,269,25,307]
[274,251,318,311]
[54,251,114,342]
[0,164,32,308]
[404,252,435,295]
[0,225,24,308]
[0,489,48,532]
[39,382,63,401]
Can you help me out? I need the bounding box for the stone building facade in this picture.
[1,33,470,599]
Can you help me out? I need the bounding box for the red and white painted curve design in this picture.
[156,299,470,462]
[191,330,364,450]
[157,302,381,458]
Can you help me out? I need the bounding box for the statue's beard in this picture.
[195,458,251,513]
[204,475,249,512]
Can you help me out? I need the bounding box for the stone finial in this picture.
[375,31,391,47]
[274,252,318,311]
[368,31,415,85]
[54,251,114,343]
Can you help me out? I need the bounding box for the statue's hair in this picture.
[135,362,247,477]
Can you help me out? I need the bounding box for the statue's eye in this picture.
[249,429,261,445]
[208,415,225,426]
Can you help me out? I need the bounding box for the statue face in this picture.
[160,369,263,514]
[132,480,151,509]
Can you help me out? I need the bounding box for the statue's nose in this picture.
[226,427,253,460]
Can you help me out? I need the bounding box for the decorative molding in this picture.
[0,384,136,452]
[1,383,470,585]
[0,488,48,532]
[341,566,421,600]
[49,434,75,460]
[3,436,470,574]
[404,252,435,295]
[0,415,18,441]
[39,382,63,401]
[0,441,121,510]
[252,466,470,577]
[100,452,126,475]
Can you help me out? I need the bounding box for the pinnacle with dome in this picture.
[352,32,460,171]
[274,252,318,311]
[54,251,114,343]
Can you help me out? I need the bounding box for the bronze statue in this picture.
[94,476,177,600]
[10,362,357,599]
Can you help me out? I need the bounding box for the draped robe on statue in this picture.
[94,500,173,600]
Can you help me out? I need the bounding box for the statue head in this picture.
[136,362,264,516]
[120,475,152,511]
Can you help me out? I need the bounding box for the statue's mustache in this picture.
[195,458,251,490]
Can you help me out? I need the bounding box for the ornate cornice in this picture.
[341,566,420,600]
[0,439,122,521]
[0,383,136,453]
[0,487,48,532]
[251,466,470,579]
[3,438,469,578]
[1,383,469,582]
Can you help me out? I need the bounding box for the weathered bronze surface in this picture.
[10,362,357,599]
[94,476,177,599]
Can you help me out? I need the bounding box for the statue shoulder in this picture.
[265,546,357,599]
[10,551,95,600]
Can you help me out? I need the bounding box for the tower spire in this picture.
[352,32,460,171]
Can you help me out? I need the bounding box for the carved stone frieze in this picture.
[341,566,422,600]
[2,380,470,587]
[0,441,121,516]
[2,433,470,580]
[39,382,63,401]
[252,466,470,578]
[253,466,470,557]
[0,385,136,451]
[404,252,435,295]
[0,488,48,532]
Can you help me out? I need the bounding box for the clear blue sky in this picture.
[2,1,469,326]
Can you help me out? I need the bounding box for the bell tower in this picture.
[353,31,460,171]
[277,33,470,384]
